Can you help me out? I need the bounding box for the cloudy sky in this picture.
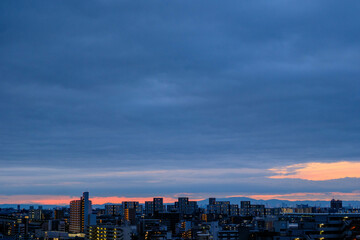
[1,0,360,205]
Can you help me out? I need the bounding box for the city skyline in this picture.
[1,1,360,204]
[0,191,351,209]
[1,191,358,239]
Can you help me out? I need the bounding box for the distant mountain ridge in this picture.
[1,197,359,209]
[196,197,360,208]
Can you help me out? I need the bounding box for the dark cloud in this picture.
[1,0,360,197]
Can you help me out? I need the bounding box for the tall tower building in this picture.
[69,192,93,233]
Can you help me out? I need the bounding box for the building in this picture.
[167,205,177,213]
[177,198,189,214]
[124,208,136,224]
[187,201,198,215]
[208,201,230,215]
[105,205,122,216]
[69,192,95,233]
[330,199,342,210]
[138,219,169,240]
[29,206,43,221]
[87,225,124,240]
[240,201,250,216]
[250,204,265,217]
[229,204,239,216]
[122,202,141,215]
[145,201,154,216]
[295,204,313,213]
[272,213,360,240]
[209,198,216,206]
[54,209,65,220]
[153,198,163,214]
[177,220,192,239]
[176,198,198,215]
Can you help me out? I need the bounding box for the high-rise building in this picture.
[153,198,163,213]
[209,198,216,205]
[69,192,94,233]
[240,201,251,216]
[330,199,342,210]
[250,204,265,217]
[207,201,230,215]
[122,201,141,224]
[122,201,141,214]
[178,197,189,214]
[124,208,136,224]
[145,201,154,216]
[187,201,198,214]
[105,205,122,216]
[240,201,250,209]
[29,206,43,220]
[176,197,198,215]
[230,204,239,216]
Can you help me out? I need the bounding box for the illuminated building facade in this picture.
[207,200,231,215]
[229,204,239,216]
[122,201,142,214]
[123,208,136,224]
[87,225,124,240]
[28,206,43,220]
[240,201,251,216]
[69,192,93,233]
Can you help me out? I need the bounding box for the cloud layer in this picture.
[269,161,360,180]
[1,0,360,202]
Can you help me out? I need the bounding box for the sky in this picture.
[1,0,360,205]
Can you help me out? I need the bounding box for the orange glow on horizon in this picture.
[269,161,360,181]
[91,196,178,205]
[2,192,360,205]
[0,195,203,205]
